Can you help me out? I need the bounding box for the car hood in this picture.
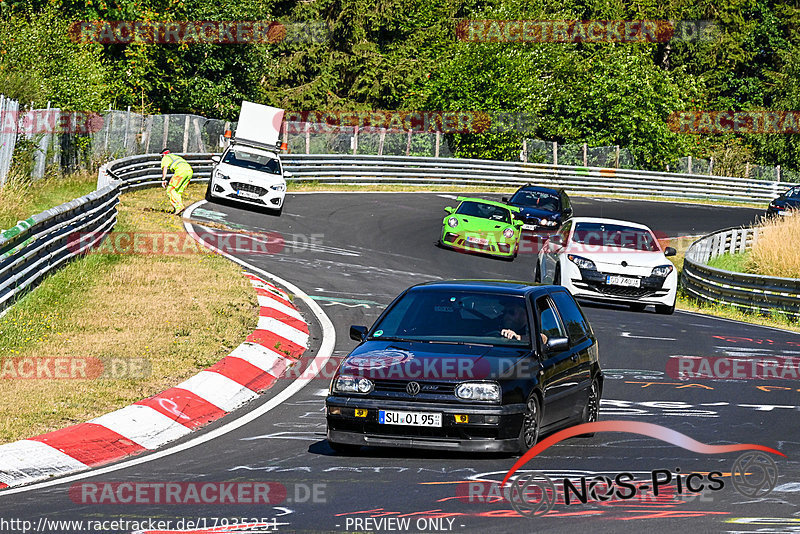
[339,340,530,381]
[216,163,284,184]
[513,206,559,220]
[566,246,669,269]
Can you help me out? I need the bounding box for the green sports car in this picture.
[439,197,523,259]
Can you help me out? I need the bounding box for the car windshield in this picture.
[222,149,281,174]
[509,190,560,212]
[572,222,660,252]
[369,290,531,347]
[787,187,800,198]
[455,201,512,224]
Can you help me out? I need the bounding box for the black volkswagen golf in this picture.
[326,280,602,454]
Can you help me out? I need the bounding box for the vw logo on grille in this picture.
[406,382,421,396]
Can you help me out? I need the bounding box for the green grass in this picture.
[0,173,97,232]
[706,251,752,273]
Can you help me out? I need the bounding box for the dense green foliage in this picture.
[1,0,799,170]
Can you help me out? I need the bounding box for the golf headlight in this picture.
[540,219,557,227]
[651,264,674,277]
[456,382,500,402]
[270,184,286,191]
[568,254,596,270]
[447,217,459,228]
[503,227,514,238]
[333,375,374,394]
[216,171,230,180]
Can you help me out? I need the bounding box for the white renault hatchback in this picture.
[535,217,678,314]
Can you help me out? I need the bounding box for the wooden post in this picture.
[378,127,386,156]
[708,157,714,175]
[194,118,205,152]
[162,115,169,151]
[182,115,190,152]
[687,155,693,174]
[777,165,781,182]
[144,115,153,153]
[582,143,587,166]
[435,131,440,158]
[406,129,412,156]
[745,162,750,178]
[615,145,620,168]
[552,141,557,165]
[123,106,132,154]
[305,122,310,154]
[352,125,358,155]
[522,139,528,163]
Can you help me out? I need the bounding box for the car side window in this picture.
[561,192,570,212]
[535,296,567,351]
[550,290,591,342]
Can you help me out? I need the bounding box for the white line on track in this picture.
[0,200,336,496]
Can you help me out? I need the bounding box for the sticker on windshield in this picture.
[374,330,384,337]
[343,349,415,370]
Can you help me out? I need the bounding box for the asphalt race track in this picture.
[2,193,799,534]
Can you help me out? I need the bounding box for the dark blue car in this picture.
[503,185,573,232]
[326,280,602,454]
[767,186,800,216]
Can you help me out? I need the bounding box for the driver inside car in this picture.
[498,303,530,341]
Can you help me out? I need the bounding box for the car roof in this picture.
[567,217,653,231]
[410,279,553,297]
[456,197,520,212]
[513,185,562,195]
[228,143,278,158]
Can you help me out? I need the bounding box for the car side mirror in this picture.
[350,325,368,342]
[545,336,569,353]
[444,206,455,214]
[502,197,509,202]
[211,155,221,163]
[664,247,677,257]
[514,219,524,227]
[284,171,293,179]
[563,207,573,216]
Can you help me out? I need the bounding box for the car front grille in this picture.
[230,182,268,196]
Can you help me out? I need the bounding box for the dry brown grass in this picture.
[749,212,800,278]
[0,183,257,442]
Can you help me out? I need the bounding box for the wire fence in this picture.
[1,105,799,184]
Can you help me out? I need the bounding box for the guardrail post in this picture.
[729,228,739,255]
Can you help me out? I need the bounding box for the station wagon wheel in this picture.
[517,394,541,453]
[578,378,600,437]
[328,440,362,455]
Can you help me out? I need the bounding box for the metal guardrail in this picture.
[682,226,800,316]
[0,184,119,314]
[97,153,793,203]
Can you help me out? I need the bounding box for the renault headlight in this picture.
[568,254,596,270]
[456,382,500,402]
[333,375,374,394]
[651,264,674,277]
[447,217,459,228]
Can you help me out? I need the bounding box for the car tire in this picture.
[533,262,541,283]
[629,303,647,312]
[578,378,600,437]
[328,440,361,455]
[655,302,675,315]
[517,393,541,453]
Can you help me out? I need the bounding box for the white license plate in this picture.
[606,275,641,287]
[466,236,489,245]
[522,224,538,230]
[379,410,442,427]
[237,190,261,200]
[779,211,794,216]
